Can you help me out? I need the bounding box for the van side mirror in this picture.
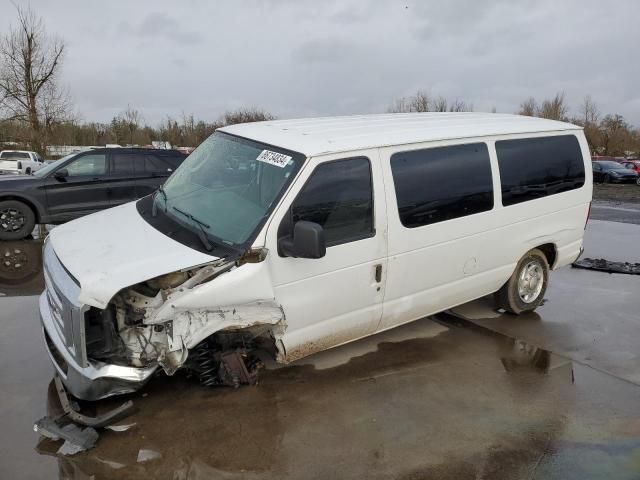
[278,221,326,259]
[54,168,69,180]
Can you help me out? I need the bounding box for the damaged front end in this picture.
[83,249,285,393]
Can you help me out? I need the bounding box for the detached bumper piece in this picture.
[33,375,136,455]
[572,258,640,275]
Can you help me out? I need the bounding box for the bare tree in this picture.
[575,95,601,152]
[432,96,449,112]
[0,4,69,153]
[218,107,275,126]
[538,92,568,121]
[121,105,143,145]
[518,97,538,116]
[579,95,599,125]
[387,90,472,113]
[599,114,633,156]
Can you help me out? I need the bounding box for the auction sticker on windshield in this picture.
[256,150,292,168]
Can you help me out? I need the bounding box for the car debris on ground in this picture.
[33,375,136,455]
[572,258,640,275]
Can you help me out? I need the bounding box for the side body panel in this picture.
[378,130,591,332]
[263,149,389,361]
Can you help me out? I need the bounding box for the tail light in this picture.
[17,161,22,170]
[585,201,591,230]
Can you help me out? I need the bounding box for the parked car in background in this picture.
[620,159,640,174]
[0,150,45,175]
[0,147,187,240]
[592,160,639,184]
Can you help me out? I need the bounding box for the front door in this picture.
[264,152,388,361]
[44,152,111,222]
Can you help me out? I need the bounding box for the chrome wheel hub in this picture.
[0,208,25,232]
[517,261,544,303]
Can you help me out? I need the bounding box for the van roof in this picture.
[219,113,581,157]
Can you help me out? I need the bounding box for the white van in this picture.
[40,113,592,400]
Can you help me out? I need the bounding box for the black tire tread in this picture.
[0,200,36,240]
[495,248,549,315]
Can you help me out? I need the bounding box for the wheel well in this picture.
[535,243,557,269]
[0,196,40,222]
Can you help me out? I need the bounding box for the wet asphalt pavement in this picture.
[1,215,639,479]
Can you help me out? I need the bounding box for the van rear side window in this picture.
[391,143,493,228]
[496,135,585,206]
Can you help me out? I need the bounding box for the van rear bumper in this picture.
[554,239,584,269]
[39,292,158,401]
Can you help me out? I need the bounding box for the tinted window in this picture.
[144,154,172,174]
[291,157,373,246]
[596,161,623,170]
[0,152,29,159]
[496,135,585,206]
[112,153,141,174]
[391,143,493,228]
[161,153,186,169]
[66,153,107,177]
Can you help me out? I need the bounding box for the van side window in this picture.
[496,135,585,206]
[290,157,374,246]
[390,143,493,228]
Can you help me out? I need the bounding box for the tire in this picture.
[603,174,611,184]
[0,200,36,240]
[495,248,549,315]
[25,167,31,175]
[636,177,640,186]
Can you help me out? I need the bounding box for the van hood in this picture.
[48,202,218,309]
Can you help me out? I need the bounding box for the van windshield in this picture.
[157,132,304,249]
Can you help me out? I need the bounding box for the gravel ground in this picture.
[593,183,640,204]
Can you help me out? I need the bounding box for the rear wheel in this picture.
[495,248,549,314]
[0,200,36,240]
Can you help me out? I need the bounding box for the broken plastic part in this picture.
[34,416,99,455]
[572,258,640,275]
[54,374,136,428]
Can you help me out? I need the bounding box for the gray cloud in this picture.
[2,0,638,125]
[118,12,203,45]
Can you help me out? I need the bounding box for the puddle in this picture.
[0,234,638,479]
[30,323,640,480]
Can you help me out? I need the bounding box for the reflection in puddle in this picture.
[0,239,44,296]
[501,338,574,382]
[31,323,589,480]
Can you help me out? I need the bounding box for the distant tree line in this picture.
[389,90,640,157]
[0,105,274,152]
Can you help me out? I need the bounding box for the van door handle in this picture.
[375,264,382,283]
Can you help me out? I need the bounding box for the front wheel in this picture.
[0,200,36,240]
[495,248,549,314]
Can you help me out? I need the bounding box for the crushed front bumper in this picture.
[39,292,158,401]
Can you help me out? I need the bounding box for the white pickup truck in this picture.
[0,150,45,175]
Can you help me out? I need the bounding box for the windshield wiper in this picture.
[152,185,168,217]
[172,206,213,251]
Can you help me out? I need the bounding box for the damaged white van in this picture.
[40,113,592,401]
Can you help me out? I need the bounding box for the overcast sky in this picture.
[2,0,639,125]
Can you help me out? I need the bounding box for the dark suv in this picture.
[0,148,187,240]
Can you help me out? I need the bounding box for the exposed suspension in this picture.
[187,337,263,388]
